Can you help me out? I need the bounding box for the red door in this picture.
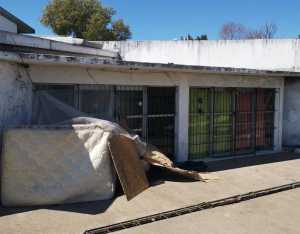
[235,89,254,153]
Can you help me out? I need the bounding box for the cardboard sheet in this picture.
[108,135,149,200]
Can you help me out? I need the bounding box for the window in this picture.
[34,84,176,157]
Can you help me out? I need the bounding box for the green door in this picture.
[212,88,233,155]
[189,88,210,159]
[189,88,234,159]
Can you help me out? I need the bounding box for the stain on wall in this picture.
[101,40,300,72]
[0,61,32,152]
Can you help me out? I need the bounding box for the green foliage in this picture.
[180,34,208,40]
[41,0,131,40]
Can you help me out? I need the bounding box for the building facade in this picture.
[0,8,299,163]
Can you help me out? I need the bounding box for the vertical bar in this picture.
[252,89,257,152]
[174,87,179,160]
[74,85,79,109]
[143,87,148,141]
[232,89,236,154]
[113,86,117,121]
[209,88,214,156]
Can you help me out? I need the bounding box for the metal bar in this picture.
[230,90,235,154]
[84,182,300,234]
[127,114,175,119]
[143,87,148,140]
[209,88,214,155]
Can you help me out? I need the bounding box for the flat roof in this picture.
[0,7,35,34]
[0,51,299,77]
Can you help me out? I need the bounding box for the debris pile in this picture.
[1,91,216,207]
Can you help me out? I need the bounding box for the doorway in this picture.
[189,87,275,160]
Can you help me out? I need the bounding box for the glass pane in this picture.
[189,88,210,159]
[235,89,255,153]
[213,88,233,155]
[115,86,143,136]
[148,87,175,115]
[256,89,275,149]
[35,85,75,107]
[79,85,114,120]
[148,116,175,156]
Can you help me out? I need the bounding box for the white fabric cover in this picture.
[1,125,117,206]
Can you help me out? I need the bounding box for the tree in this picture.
[259,22,277,39]
[219,22,247,40]
[41,0,131,41]
[180,34,208,40]
[195,35,208,40]
[219,21,277,40]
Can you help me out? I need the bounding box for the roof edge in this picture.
[0,7,35,34]
[0,31,119,58]
[0,51,299,77]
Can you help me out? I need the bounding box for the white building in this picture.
[0,8,299,162]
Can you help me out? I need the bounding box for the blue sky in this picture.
[0,0,299,40]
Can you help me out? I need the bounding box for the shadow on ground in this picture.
[0,166,197,217]
[180,152,300,172]
[1,152,299,217]
[0,198,114,217]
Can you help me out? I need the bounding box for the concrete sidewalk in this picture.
[116,188,300,234]
[1,153,300,234]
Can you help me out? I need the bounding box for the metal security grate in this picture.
[189,88,275,159]
[34,84,176,158]
[147,87,175,157]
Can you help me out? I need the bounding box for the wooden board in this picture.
[108,135,149,200]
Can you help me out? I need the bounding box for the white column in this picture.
[175,79,189,162]
[274,83,284,152]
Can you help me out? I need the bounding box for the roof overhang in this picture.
[0,7,35,34]
[1,51,300,77]
[0,31,119,58]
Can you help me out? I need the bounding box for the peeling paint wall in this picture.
[0,60,285,160]
[28,64,283,88]
[283,78,300,146]
[0,61,32,129]
[101,40,300,72]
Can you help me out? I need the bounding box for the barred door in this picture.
[189,87,275,159]
[115,86,176,158]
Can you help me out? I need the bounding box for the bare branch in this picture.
[219,21,278,40]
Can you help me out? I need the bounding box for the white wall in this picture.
[0,15,17,33]
[101,40,300,72]
[0,61,285,161]
[283,79,300,146]
[0,62,32,127]
[0,61,32,155]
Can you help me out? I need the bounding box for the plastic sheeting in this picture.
[32,91,86,125]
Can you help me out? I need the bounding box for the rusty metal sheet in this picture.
[108,135,149,200]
